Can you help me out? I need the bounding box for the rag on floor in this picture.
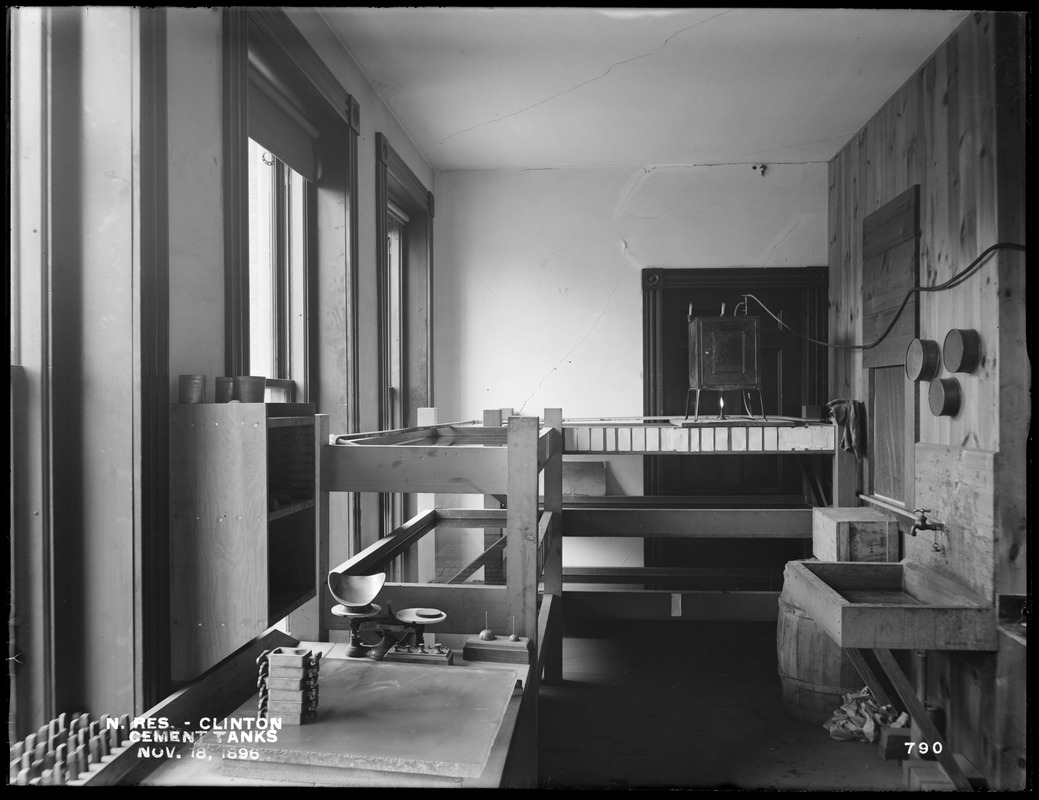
[826,399,866,460]
[823,687,909,742]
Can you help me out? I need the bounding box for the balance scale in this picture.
[328,572,451,663]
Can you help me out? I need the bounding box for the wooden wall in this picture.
[827,12,1027,790]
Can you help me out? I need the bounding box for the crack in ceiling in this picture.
[437,9,732,146]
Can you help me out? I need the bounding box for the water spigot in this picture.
[911,509,945,537]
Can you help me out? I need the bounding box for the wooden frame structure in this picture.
[559,416,855,622]
[316,408,565,786]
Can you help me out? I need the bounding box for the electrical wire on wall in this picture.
[739,242,1026,350]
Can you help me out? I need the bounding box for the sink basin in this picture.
[783,560,997,651]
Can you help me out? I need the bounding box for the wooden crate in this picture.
[812,507,899,562]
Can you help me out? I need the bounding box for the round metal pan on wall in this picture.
[943,329,981,374]
[905,339,941,382]
[929,377,962,417]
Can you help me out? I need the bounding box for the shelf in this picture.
[268,416,315,428]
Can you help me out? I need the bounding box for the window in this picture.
[375,134,434,578]
[247,138,312,398]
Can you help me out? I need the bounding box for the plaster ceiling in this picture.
[318,7,971,172]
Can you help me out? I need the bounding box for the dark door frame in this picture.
[641,266,829,496]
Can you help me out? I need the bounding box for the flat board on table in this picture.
[208,658,516,782]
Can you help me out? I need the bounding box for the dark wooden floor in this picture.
[538,619,906,790]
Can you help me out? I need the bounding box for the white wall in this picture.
[434,162,828,564]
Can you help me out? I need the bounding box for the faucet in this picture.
[910,509,945,537]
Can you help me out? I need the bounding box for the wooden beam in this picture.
[565,589,781,621]
[873,648,972,791]
[844,648,895,708]
[377,583,507,636]
[563,567,775,582]
[506,416,539,641]
[327,509,436,578]
[435,508,507,526]
[541,409,563,685]
[322,442,509,494]
[563,507,812,537]
[446,536,506,584]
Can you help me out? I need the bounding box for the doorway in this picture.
[641,267,829,584]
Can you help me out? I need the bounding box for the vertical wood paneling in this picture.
[828,13,1026,789]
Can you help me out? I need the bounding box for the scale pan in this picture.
[328,571,386,607]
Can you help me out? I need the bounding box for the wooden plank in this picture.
[604,427,616,453]
[631,426,646,451]
[730,426,747,451]
[798,561,904,591]
[913,443,996,600]
[561,461,606,497]
[327,509,436,578]
[575,427,590,452]
[565,590,780,621]
[322,442,509,494]
[840,605,996,651]
[506,416,539,641]
[873,648,973,791]
[861,238,918,315]
[436,508,509,526]
[763,427,778,451]
[780,561,850,646]
[169,403,268,682]
[863,185,919,256]
[446,536,507,585]
[844,648,895,708]
[645,426,659,451]
[563,567,775,581]
[617,426,632,452]
[748,426,763,451]
[563,508,811,537]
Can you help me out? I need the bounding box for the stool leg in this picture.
[693,389,701,422]
[684,388,693,420]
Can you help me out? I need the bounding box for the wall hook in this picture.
[752,163,767,177]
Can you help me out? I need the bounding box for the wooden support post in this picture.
[316,414,331,640]
[831,439,859,507]
[872,648,972,791]
[413,408,438,590]
[505,414,539,787]
[506,415,539,641]
[542,409,563,685]
[483,409,505,584]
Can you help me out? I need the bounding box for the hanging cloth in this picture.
[826,399,866,460]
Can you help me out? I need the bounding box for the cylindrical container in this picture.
[777,583,862,724]
[178,374,207,404]
[943,329,981,373]
[233,376,267,403]
[215,377,234,403]
[905,339,941,382]
[928,377,961,417]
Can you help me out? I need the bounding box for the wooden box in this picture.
[812,507,899,563]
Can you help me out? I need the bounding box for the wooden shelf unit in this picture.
[559,416,851,622]
[170,402,318,683]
